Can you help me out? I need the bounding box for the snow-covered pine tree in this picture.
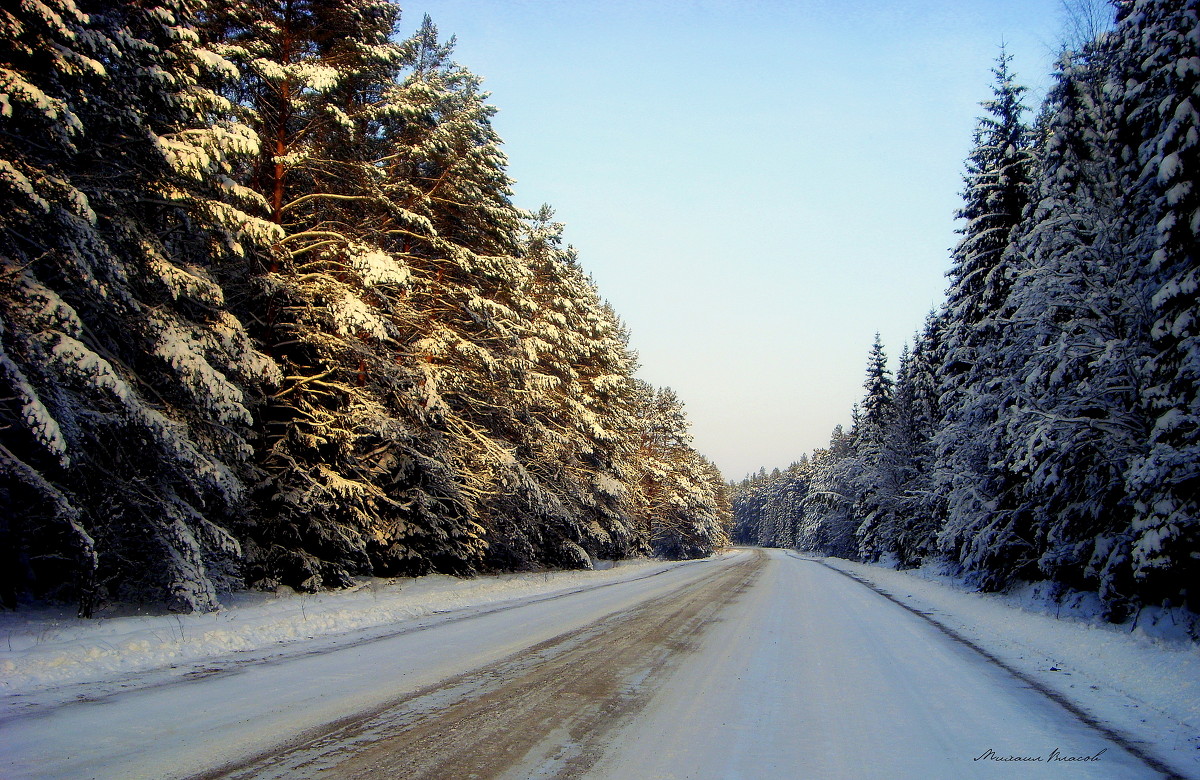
[852,335,898,561]
[994,33,1157,614]
[933,49,1036,589]
[1117,0,1200,612]
[631,383,730,558]
[691,453,734,554]
[0,0,279,614]
[796,424,861,558]
[707,458,735,547]
[632,382,687,550]
[203,0,491,589]
[942,49,1034,350]
[756,467,787,547]
[871,344,926,565]
[380,18,601,572]
[888,313,947,565]
[372,17,665,572]
[586,301,652,556]
[731,467,774,546]
[1,0,735,614]
[503,207,647,566]
[479,207,591,568]
[759,459,810,548]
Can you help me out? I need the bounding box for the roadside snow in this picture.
[818,555,1200,777]
[0,558,684,698]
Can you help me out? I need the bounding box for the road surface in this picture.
[0,549,1173,779]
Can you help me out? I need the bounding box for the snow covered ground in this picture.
[817,554,1200,777]
[2,548,1197,779]
[0,557,684,699]
[587,550,1195,780]
[0,555,731,779]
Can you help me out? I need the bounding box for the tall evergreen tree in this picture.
[796,424,860,558]
[0,0,733,617]
[888,314,947,565]
[934,49,1036,588]
[632,383,730,558]
[738,1,1196,618]
[731,468,775,546]
[993,35,1155,612]
[758,459,811,549]
[0,0,279,614]
[1119,0,1200,611]
[852,335,898,561]
[483,206,646,568]
[203,2,498,588]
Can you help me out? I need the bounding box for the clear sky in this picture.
[399,0,1071,480]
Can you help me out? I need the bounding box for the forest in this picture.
[734,0,1198,621]
[0,0,732,616]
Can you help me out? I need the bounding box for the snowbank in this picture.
[819,556,1200,777]
[0,558,683,698]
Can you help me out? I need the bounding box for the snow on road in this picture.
[588,550,1175,780]
[0,555,737,779]
[821,554,1200,778]
[2,548,1195,779]
[208,550,765,780]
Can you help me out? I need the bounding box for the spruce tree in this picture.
[382,19,607,572]
[889,314,946,564]
[758,460,810,549]
[796,425,861,558]
[0,0,279,613]
[1118,0,1200,611]
[934,49,1036,588]
[632,383,730,558]
[852,335,897,561]
[507,207,646,564]
[994,36,1155,611]
[732,468,775,546]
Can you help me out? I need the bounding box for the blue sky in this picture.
[400,0,1072,480]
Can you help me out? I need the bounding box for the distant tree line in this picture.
[0,0,730,616]
[734,0,1198,620]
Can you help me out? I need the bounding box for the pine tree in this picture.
[203,1,496,589]
[796,425,861,558]
[943,49,1034,344]
[633,382,688,551]
[520,210,647,560]
[386,21,650,572]
[481,206,646,569]
[732,1,1195,615]
[632,384,730,558]
[759,459,810,549]
[934,49,1036,588]
[993,35,1155,612]
[0,0,735,615]
[859,335,896,439]
[1118,0,1200,611]
[0,0,279,614]
[852,335,897,561]
[889,314,946,565]
[731,468,775,546]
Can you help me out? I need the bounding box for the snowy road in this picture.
[1,549,1181,779]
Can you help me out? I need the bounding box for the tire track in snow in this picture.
[192,550,766,780]
[792,553,1188,780]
